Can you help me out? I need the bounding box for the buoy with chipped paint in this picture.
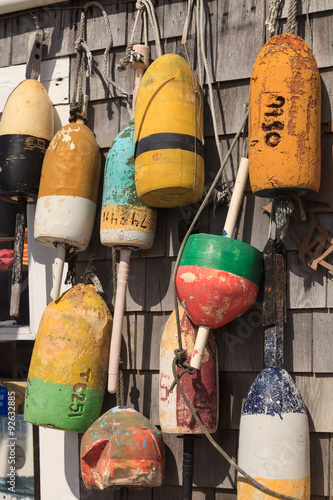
[176,157,262,369]
[0,31,54,317]
[134,53,205,208]
[24,283,112,433]
[100,45,157,394]
[0,79,54,201]
[249,34,321,198]
[237,238,310,499]
[34,96,101,301]
[80,406,165,489]
[159,305,218,434]
[237,368,310,499]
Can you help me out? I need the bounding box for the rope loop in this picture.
[68,102,88,124]
[135,0,145,10]
[169,353,195,393]
[130,0,162,58]
[116,42,143,72]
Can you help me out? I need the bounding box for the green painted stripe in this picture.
[24,377,104,433]
[179,234,262,286]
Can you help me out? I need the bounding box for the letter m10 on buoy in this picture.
[134,54,205,208]
[249,34,321,198]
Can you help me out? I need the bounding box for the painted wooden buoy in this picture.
[177,234,262,368]
[100,119,157,251]
[134,54,205,208]
[24,283,112,433]
[176,158,262,369]
[159,305,218,434]
[237,238,310,499]
[0,79,54,201]
[0,35,54,317]
[34,96,101,300]
[249,34,321,198]
[81,406,165,489]
[237,368,310,499]
[101,45,157,394]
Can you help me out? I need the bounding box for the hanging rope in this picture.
[171,3,303,498]
[286,0,298,35]
[131,0,162,58]
[171,361,299,500]
[116,0,162,77]
[171,108,249,385]
[265,0,283,33]
[70,1,131,122]
[182,0,232,205]
[83,206,104,294]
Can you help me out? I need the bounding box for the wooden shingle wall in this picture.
[1,0,332,498]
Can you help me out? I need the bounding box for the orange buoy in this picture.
[249,34,321,198]
[134,54,205,208]
[24,284,112,433]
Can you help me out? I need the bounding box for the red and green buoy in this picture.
[176,158,262,369]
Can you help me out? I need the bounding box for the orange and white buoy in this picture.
[34,97,100,300]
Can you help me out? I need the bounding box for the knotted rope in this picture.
[70,1,131,122]
[265,0,283,33]
[182,0,232,204]
[266,0,298,35]
[115,0,162,78]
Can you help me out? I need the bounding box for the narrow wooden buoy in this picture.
[237,368,310,499]
[34,97,101,300]
[101,120,156,251]
[159,306,218,434]
[135,54,205,208]
[81,406,165,489]
[237,239,310,499]
[249,34,321,198]
[0,75,54,316]
[24,283,112,433]
[101,45,157,394]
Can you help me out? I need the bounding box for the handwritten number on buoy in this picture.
[262,94,285,147]
[68,369,91,417]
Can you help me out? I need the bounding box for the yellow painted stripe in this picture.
[28,284,112,389]
[237,475,310,499]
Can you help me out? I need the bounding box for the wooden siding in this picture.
[1,1,332,499]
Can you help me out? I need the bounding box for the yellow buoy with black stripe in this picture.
[134,54,204,208]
